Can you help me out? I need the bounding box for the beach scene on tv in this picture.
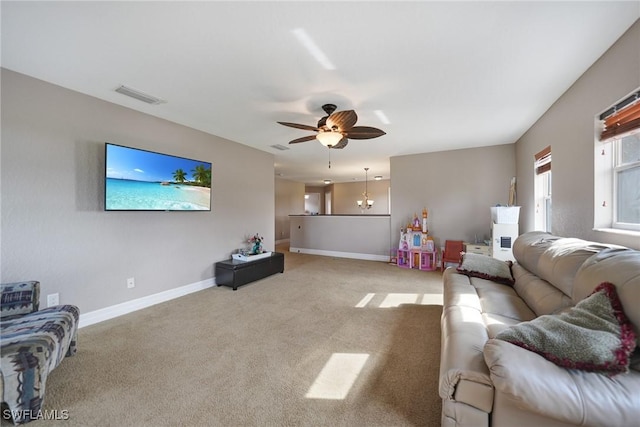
[105,144,211,211]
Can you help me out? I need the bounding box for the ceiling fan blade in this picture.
[332,138,349,149]
[277,121,320,132]
[326,110,357,131]
[288,135,318,144]
[345,126,386,140]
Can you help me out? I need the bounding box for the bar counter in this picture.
[289,214,391,261]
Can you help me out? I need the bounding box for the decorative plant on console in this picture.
[247,233,264,255]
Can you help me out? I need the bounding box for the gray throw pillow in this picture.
[456,252,515,285]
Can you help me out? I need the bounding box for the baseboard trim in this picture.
[79,278,216,328]
[289,247,389,262]
[275,238,290,245]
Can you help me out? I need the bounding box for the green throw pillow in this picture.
[495,282,637,375]
[456,252,515,286]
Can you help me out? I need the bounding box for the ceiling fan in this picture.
[277,104,386,149]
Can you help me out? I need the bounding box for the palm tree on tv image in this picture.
[172,168,187,184]
[191,164,211,187]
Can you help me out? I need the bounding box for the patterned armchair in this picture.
[0,281,79,424]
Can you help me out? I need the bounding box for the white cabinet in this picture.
[464,243,491,256]
[491,222,518,262]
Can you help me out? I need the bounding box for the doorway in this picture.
[305,193,321,215]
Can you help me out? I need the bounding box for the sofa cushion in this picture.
[573,248,640,342]
[471,278,536,324]
[494,282,636,374]
[483,312,527,338]
[457,253,514,286]
[511,264,572,316]
[536,239,619,297]
[485,338,640,427]
[442,269,483,311]
[511,231,560,274]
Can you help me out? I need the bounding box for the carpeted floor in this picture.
[7,249,444,426]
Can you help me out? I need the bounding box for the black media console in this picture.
[215,252,285,290]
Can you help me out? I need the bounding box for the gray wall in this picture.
[289,215,391,260]
[333,179,390,215]
[391,144,516,249]
[275,177,305,241]
[1,69,275,312]
[515,20,639,249]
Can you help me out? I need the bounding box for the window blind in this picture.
[600,90,640,141]
[534,145,551,175]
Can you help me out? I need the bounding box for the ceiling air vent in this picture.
[270,144,290,151]
[115,85,166,105]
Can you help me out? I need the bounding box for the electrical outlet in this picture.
[47,293,59,307]
[127,277,135,289]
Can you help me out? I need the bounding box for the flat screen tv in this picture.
[105,143,211,211]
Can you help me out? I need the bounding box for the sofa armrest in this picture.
[440,368,494,414]
[0,281,40,319]
[440,304,494,413]
[484,338,640,427]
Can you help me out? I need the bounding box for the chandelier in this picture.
[356,167,374,210]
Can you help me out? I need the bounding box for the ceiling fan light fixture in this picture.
[316,131,343,147]
[278,104,384,151]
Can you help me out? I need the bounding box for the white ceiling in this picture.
[2,1,638,184]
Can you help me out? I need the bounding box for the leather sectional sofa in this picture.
[439,231,640,427]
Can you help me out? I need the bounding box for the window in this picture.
[534,146,552,232]
[614,134,640,229]
[596,89,640,232]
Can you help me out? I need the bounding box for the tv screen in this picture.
[105,143,211,211]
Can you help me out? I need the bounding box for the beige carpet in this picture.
[10,250,444,426]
